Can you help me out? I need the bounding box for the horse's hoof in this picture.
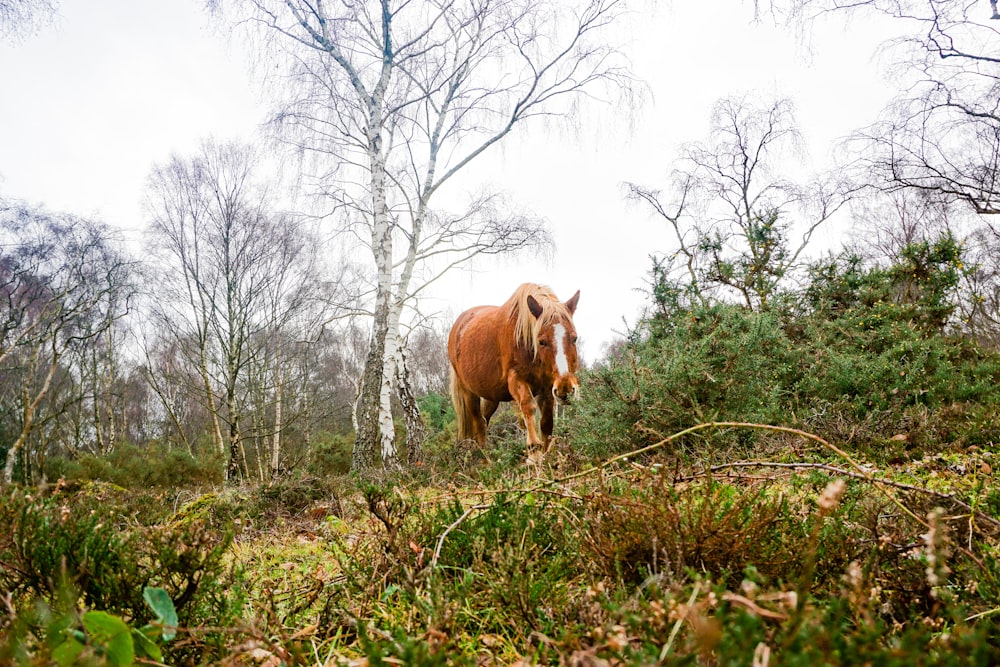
[525,450,546,467]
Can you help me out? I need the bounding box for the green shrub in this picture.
[418,391,455,433]
[307,432,354,478]
[571,238,1000,459]
[571,305,798,456]
[43,443,223,489]
[0,486,241,647]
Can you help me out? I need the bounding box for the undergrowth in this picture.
[1,427,998,664]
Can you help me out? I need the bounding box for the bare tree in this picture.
[0,200,132,485]
[768,1,999,216]
[849,189,955,261]
[213,0,634,475]
[248,215,331,479]
[143,140,330,481]
[627,96,854,311]
[0,0,57,39]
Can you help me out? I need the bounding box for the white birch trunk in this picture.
[199,346,226,461]
[377,302,403,463]
[271,359,283,476]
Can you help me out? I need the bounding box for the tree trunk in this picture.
[199,346,226,463]
[376,301,404,464]
[3,344,58,485]
[395,345,425,466]
[228,413,243,481]
[351,98,402,476]
[271,358,284,478]
[352,292,396,475]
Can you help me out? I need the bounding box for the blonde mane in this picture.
[508,283,572,357]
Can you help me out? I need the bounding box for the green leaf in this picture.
[131,627,163,662]
[82,610,134,666]
[52,636,85,667]
[143,586,178,641]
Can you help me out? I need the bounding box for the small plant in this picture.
[0,586,178,666]
[50,586,178,666]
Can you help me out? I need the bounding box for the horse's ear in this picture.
[527,294,544,319]
[564,290,580,315]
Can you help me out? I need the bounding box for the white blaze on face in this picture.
[553,323,569,375]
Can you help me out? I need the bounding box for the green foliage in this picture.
[44,443,223,489]
[307,432,354,477]
[418,391,455,433]
[701,208,792,309]
[49,588,178,666]
[573,305,798,455]
[0,486,241,662]
[806,233,964,332]
[573,236,1000,457]
[2,584,179,666]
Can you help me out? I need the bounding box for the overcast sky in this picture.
[0,1,897,359]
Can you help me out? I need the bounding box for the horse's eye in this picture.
[539,340,548,347]
[570,336,578,344]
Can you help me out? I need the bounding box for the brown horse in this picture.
[448,283,581,450]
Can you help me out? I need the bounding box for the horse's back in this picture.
[448,304,511,402]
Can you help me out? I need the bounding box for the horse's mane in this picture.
[507,283,572,357]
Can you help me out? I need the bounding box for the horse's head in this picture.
[527,289,581,404]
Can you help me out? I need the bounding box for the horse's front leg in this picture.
[538,395,555,452]
[507,374,543,448]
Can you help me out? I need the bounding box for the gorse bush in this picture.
[306,432,354,478]
[805,233,964,332]
[44,443,223,489]
[573,305,798,456]
[572,238,1000,457]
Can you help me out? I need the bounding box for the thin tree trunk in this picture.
[228,405,243,481]
[3,343,59,485]
[395,345,424,466]
[271,360,283,477]
[198,346,226,462]
[92,345,106,454]
[144,368,194,455]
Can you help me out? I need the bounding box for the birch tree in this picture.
[213,0,633,476]
[143,140,327,481]
[0,201,132,484]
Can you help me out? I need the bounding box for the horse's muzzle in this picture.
[553,384,579,405]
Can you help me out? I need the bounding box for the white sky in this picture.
[0,0,899,359]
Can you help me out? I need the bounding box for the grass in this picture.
[1,421,998,665]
